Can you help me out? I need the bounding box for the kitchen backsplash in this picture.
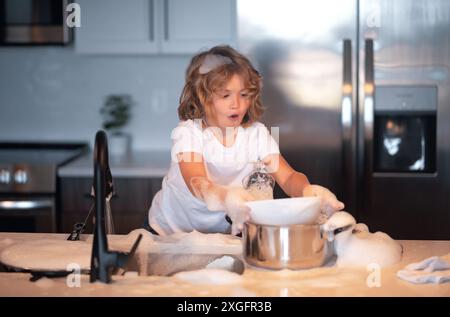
[0,46,190,150]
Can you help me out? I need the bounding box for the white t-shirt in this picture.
[148,119,280,236]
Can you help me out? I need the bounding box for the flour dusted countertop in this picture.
[0,232,449,297]
[58,150,171,178]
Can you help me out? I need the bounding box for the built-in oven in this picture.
[0,143,87,233]
[0,195,56,232]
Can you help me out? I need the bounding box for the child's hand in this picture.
[224,188,255,235]
[190,177,254,235]
[303,184,345,217]
[190,176,227,211]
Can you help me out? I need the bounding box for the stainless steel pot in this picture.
[243,222,329,270]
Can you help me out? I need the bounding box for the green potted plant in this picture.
[100,94,134,157]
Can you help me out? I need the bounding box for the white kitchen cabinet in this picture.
[75,0,236,55]
[75,0,159,54]
[160,0,237,54]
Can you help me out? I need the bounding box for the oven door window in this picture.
[0,197,56,232]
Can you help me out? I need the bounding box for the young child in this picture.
[146,45,344,236]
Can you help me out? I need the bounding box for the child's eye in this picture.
[223,94,230,98]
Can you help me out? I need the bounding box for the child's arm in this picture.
[177,152,210,196]
[177,152,252,234]
[265,153,345,214]
[177,152,229,210]
[264,154,310,197]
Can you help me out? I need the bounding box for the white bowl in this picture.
[245,197,321,226]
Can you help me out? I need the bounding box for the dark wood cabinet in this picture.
[58,177,162,234]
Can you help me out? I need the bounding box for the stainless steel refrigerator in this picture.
[237,0,450,239]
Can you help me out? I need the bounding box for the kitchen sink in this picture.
[115,229,245,276]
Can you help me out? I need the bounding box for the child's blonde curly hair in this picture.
[178,45,264,128]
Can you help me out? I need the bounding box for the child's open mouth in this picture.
[228,114,239,120]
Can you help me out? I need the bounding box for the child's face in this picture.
[207,74,251,129]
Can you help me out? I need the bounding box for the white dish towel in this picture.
[397,255,450,284]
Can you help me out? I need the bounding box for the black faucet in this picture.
[89,130,142,283]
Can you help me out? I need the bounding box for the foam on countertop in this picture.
[0,239,92,271]
[173,269,243,285]
[0,239,449,296]
[0,229,242,276]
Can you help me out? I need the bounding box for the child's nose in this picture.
[230,95,241,109]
